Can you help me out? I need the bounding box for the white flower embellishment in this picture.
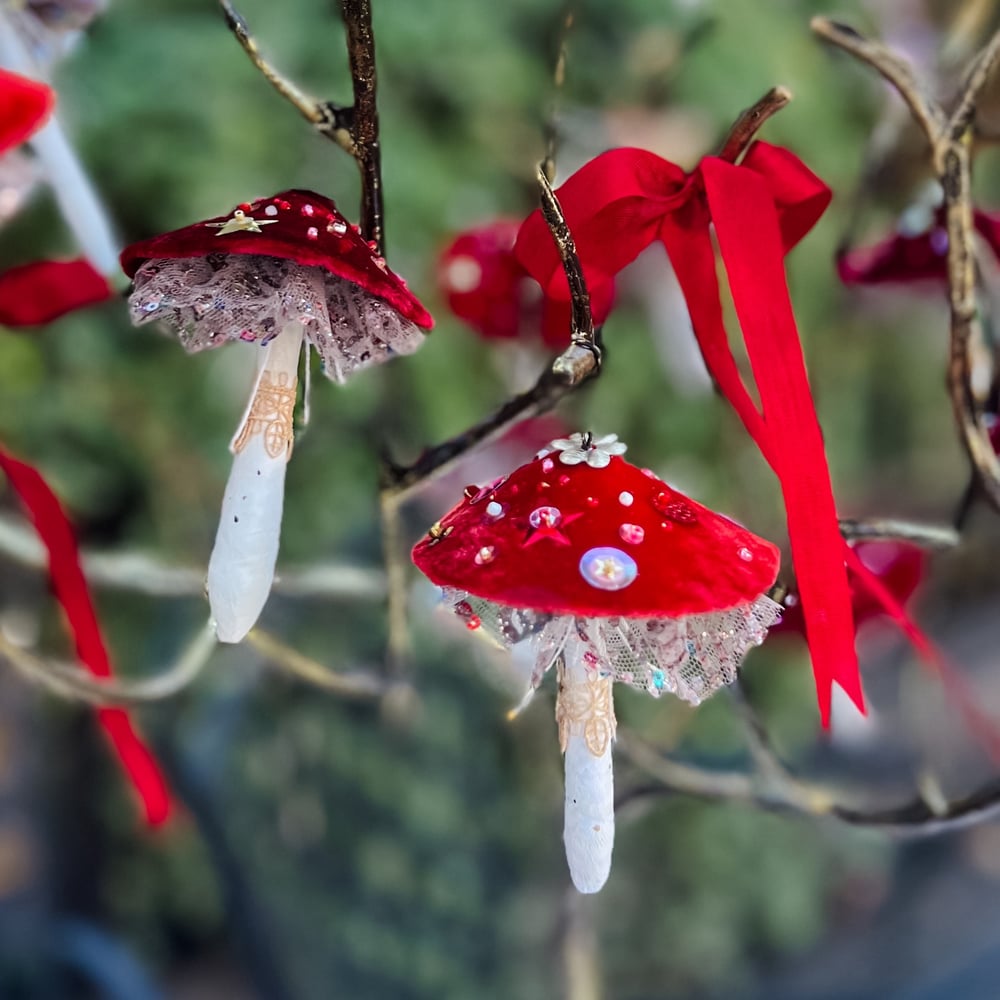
[549,432,628,468]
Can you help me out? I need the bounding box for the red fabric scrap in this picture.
[0,258,114,327]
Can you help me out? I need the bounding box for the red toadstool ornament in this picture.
[412,431,782,893]
[122,190,432,642]
[437,218,615,349]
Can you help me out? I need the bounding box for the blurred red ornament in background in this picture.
[437,218,614,349]
[774,541,928,636]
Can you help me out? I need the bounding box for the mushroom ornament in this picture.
[412,432,782,893]
[122,191,433,642]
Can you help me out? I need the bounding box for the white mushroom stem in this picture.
[0,16,121,278]
[557,637,617,894]
[208,322,304,642]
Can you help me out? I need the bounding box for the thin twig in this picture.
[542,6,575,184]
[617,731,1000,836]
[0,512,385,600]
[717,85,792,163]
[537,165,599,382]
[0,619,217,706]
[376,489,410,677]
[340,0,383,250]
[219,1,331,131]
[838,517,961,549]
[948,28,1000,140]
[730,676,796,791]
[219,0,383,242]
[380,177,601,498]
[813,17,1000,515]
[809,18,944,143]
[244,628,388,699]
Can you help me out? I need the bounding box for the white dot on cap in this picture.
[444,256,482,293]
[618,491,634,507]
[264,205,278,216]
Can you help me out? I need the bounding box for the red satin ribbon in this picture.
[515,141,864,725]
[0,449,171,824]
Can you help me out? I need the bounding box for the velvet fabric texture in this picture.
[0,258,113,326]
[514,141,863,725]
[121,189,433,329]
[413,452,779,618]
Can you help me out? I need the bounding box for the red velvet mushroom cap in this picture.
[120,189,432,329]
[413,442,780,619]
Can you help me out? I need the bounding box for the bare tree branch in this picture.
[339,0,383,249]
[245,628,390,699]
[717,85,792,162]
[838,517,961,549]
[0,619,217,706]
[617,730,1000,836]
[0,512,385,600]
[813,17,1000,517]
[219,0,383,247]
[810,17,945,143]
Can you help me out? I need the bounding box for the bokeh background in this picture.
[6,0,1000,996]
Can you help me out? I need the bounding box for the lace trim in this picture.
[443,587,781,705]
[130,254,424,383]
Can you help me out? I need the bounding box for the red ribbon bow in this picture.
[515,141,863,725]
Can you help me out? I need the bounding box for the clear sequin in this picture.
[618,491,634,507]
[738,547,753,562]
[264,204,278,217]
[306,227,319,240]
[328,220,348,236]
[474,546,496,565]
[302,203,315,217]
[485,501,504,519]
[619,523,645,545]
[542,457,555,473]
[579,547,638,591]
[529,506,562,529]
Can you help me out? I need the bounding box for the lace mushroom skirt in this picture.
[130,253,425,383]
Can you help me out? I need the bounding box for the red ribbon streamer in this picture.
[0,449,171,824]
[515,141,865,725]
